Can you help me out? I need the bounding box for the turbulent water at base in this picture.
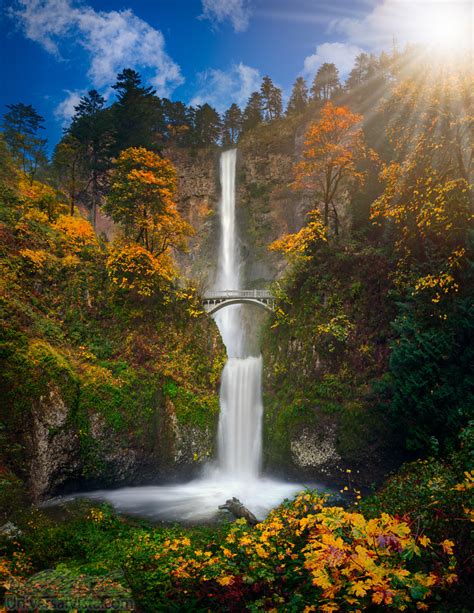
[57,149,303,522]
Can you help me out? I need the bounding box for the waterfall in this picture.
[65,149,303,522]
[213,149,263,479]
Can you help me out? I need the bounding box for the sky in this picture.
[1,0,472,149]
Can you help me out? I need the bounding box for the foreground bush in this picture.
[1,490,467,611]
[125,492,455,611]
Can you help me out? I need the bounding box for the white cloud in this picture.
[54,89,84,126]
[200,0,251,32]
[302,42,364,79]
[10,0,184,95]
[329,0,472,52]
[190,62,260,112]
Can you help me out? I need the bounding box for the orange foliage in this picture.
[371,71,473,301]
[270,209,327,257]
[106,243,175,298]
[295,102,377,236]
[53,215,98,253]
[106,147,193,255]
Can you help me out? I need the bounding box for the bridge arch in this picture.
[205,298,274,315]
[202,290,275,315]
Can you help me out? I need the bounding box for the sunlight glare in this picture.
[404,1,472,54]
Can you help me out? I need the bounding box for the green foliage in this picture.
[387,294,474,454]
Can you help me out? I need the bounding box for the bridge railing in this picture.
[202,289,273,300]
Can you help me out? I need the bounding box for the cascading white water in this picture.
[214,149,262,479]
[60,149,305,522]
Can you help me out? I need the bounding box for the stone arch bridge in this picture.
[202,290,275,315]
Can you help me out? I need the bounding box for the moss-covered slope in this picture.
[0,177,225,505]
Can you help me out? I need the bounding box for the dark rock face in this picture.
[24,383,219,501]
[27,386,81,500]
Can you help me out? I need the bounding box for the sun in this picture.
[402,0,473,55]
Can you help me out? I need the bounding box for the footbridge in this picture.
[202,290,275,315]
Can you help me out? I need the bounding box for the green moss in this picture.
[163,382,219,429]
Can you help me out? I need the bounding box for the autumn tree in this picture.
[371,69,473,453]
[260,76,283,121]
[295,102,374,236]
[311,63,340,101]
[270,210,327,258]
[2,103,47,182]
[222,103,242,145]
[242,91,263,131]
[104,147,192,256]
[286,77,309,115]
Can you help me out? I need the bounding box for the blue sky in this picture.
[1,0,472,149]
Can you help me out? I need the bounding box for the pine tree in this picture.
[222,103,242,145]
[67,90,113,226]
[345,53,379,91]
[52,134,83,215]
[192,104,222,147]
[286,77,309,115]
[161,99,193,146]
[311,63,341,101]
[111,68,162,152]
[260,76,283,121]
[242,92,263,131]
[2,103,47,182]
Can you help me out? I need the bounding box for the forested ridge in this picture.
[0,45,473,611]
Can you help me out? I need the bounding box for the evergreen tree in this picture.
[222,103,242,145]
[242,91,263,131]
[67,90,113,226]
[260,76,283,121]
[52,134,83,215]
[2,103,47,182]
[345,53,378,90]
[111,68,162,152]
[286,77,309,115]
[161,99,193,146]
[192,104,222,147]
[311,63,341,101]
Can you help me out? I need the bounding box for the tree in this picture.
[345,53,378,91]
[52,135,83,215]
[270,210,327,257]
[286,77,309,115]
[260,76,283,121]
[67,90,113,227]
[2,103,47,182]
[311,63,340,101]
[0,134,16,186]
[371,70,473,454]
[111,68,162,152]
[161,99,193,146]
[222,103,242,145]
[242,92,263,131]
[192,104,222,147]
[104,147,192,255]
[295,102,374,236]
